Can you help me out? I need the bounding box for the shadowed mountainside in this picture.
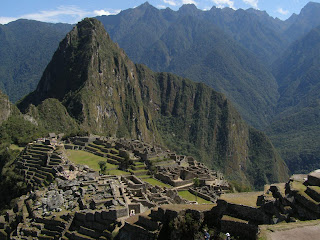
[18,18,289,189]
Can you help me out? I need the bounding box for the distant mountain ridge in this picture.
[285,2,320,41]
[1,2,320,176]
[97,3,282,128]
[18,18,288,189]
[267,25,320,173]
[94,1,320,175]
[0,19,72,102]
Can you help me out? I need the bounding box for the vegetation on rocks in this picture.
[17,18,288,189]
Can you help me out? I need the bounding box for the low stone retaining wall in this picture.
[188,188,212,202]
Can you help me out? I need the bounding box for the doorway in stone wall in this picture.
[130,209,135,216]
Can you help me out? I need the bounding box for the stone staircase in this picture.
[83,141,152,177]
[15,143,61,188]
[83,142,126,166]
[129,158,149,176]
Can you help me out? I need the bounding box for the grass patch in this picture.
[143,178,172,188]
[66,150,118,171]
[138,174,151,179]
[107,169,129,176]
[221,215,248,223]
[220,191,263,207]
[161,204,215,211]
[178,190,212,204]
[130,169,148,173]
[10,144,24,151]
[133,162,145,166]
[290,180,307,193]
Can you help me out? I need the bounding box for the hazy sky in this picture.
[1,0,318,24]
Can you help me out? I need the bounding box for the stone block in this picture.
[222,200,271,224]
[91,222,107,232]
[101,210,114,220]
[293,191,320,213]
[306,186,320,202]
[136,216,159,231]
[85,212,95,222]
[150,207,165,221]
[78,226,101,239]
[307,171,320,186]
[75,212,86,222]
[116,208,128,218]
[94,212,102,222]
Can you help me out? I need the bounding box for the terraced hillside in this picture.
[18,18,289,189]
[16,142,60,187]
[0,135,227,239]
[0,134,320,240]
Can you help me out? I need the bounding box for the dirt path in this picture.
[269,224,320,240]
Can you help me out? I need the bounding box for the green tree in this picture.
[98,161,107,174]
[193,177,200,201]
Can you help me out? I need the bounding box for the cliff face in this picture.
[19,19,158,142]
[18,18,288,188]
[0,90,12,124]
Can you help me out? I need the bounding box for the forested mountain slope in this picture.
[0,19,72,102]
[97,3,281,128]
[267,25,320,173]
[18,18,288,189]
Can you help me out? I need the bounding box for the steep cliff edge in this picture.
[18,18,288,188]
[0,90,14,124]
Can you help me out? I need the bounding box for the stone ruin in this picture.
[3,135,320,239]
[257,170,320,222]
[116,169,320,240]
[1,135,223,239]
[65,136,229,200]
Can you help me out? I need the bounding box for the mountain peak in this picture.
[18,17,117,110]
[178,4,199,15]
[304,1,320,7]
[136,1,153,10]
[300,1,320,15]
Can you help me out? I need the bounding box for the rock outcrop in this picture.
[17,18,288,188]
[0,90,13,125]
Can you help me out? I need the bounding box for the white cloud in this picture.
[277,7,289,15]
[182,0,198,5]
[93,9,121,16]
[0,17,17,24]
[212,0,235,9]
[0,6,121,24]
[20,5,89,23]
[243,0,258,9]
[163,0,177,6]
[157,5,167,9]
[202,7,211,11]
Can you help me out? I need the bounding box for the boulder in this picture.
[306,171,320,186]
[47,191,64,211]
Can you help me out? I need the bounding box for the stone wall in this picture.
[217,200,271,225]
[189,188,212,202]
[220,216,258,240]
